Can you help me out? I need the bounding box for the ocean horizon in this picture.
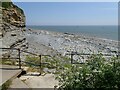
[27,25,118,41]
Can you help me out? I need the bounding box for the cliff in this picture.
[0,1,28,55]
[2,2,25,27]
[1,1,26,36]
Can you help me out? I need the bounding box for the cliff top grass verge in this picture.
[2,1,24,14]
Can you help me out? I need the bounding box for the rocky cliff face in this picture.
[0,1,28,57]
[2,2,25,27]
[1,2,26,36]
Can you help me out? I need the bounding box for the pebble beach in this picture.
[26,29,118,57]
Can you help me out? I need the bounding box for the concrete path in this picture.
[20,73,59,88]
[0,65,22,86]
[9,78,30,89]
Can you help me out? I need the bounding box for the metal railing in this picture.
[0,48,119,75]
[66,51,118,64]
[0,48,50,75]
[0,48,22,68]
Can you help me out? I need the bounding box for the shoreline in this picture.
[27,28,119,43]
[27,28,118,43]
[26,28,118,57]
[26,25,118,41]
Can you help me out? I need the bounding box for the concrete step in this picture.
[0,65,22,86]
[9,78,30,89]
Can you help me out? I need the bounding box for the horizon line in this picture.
[26,24,118,26]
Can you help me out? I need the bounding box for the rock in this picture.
[2,1,26,35]
[11,33,16,36]
[0,32,3,37]
[0,1,28,60]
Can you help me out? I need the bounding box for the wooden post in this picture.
[18,49,21,69]
[39,55,42,75]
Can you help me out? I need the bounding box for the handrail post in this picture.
[39,55,42,75]
[71,53,74,64]
[18,48,21,69]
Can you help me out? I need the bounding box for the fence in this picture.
[0,48,119,75]
[66,51,118,64]
[0,48,50,75]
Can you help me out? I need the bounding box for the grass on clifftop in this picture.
[2,2,12,8]
[2,1,24,14]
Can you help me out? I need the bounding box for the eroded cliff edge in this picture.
[0,1,28,56]
[1,1,25,36]
[0,1,58,59]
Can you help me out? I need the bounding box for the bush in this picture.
[25,55,40,67]
[0,80,12,90]
[56,54,120,89]
[2,2,12,8]
[25,55,41,72]
[0,59,16,65]
[24,55,70,74]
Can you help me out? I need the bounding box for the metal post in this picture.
[39,55,42,75]
[113,55,118,72]
[18,49,21,69]
[71,54,73,64]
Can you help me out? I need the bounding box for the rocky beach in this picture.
[0,1,119,89]
[2,27,118,62]
[0,1,118,61]
[25,29,118,60]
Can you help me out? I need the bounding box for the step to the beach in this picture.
[0,65,22,86]
[9,78,30,89]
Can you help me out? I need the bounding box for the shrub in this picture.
[56,54,120,89]
[0,59,16,65]
[2,2,12,8]
[25,55,40,67]
[0,80,12,90]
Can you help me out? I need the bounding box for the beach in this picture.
[1,1,119,89]
[1,27,118,61]
[26,29,118,58]
[1,26,118,88]
[17,29,119,88]
[1,28,118,88]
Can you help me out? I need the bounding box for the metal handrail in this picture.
[66,51,118,64]
[21,61,49,66]
[0,48,51,75]
[1,48,118,74]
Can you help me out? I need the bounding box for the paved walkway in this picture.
[20,73,59,88]
[10,78,30,89]
[0,65,22,86]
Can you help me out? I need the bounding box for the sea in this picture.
[27,25,118,41]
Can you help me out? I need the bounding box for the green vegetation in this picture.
[24,54,120,89]
[56,54,120,89]
[0,59,16,65]
[25,55,40,67]
[25,55,60,73]
[0,80,12,90]
[2,1,24,14]
[25,55,43,72]
[24,55,69,74]
[2,2,12,8]
[13,4,24,14]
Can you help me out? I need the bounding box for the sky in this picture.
[12,2,118,26]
